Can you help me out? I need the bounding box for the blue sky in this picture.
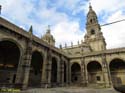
[0,0,125,48]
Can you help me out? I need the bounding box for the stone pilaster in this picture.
[22,31,32,89]
[105,59,113,87]
[57,60,61,86]
[22,47,32,89]
[62,63,64,86]
[41,49,47,87]
[81,58,88,87]
[15,53,24,84]
[102,54,112,88]
[46,49,52,87]
[66,61,69,85]
[68,61,71,85]
[22,63,31,89]
[60,56,64,86]
[81,57,86,86]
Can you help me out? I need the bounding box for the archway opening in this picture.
[71,63,81,84]
[91,29,95,35]
[87,61,102,84]
[29,51,43,87]
[51,57,57,84]
[109,59,125,86]
[0,40,20,85]
[64,62,66,83]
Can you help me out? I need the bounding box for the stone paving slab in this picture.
[21,87,120,93]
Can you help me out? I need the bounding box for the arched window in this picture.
[90,19,93,23]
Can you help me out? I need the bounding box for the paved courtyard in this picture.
[22,87,120,93]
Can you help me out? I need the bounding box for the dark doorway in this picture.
[28,51,43,87]
[87,61,102,84]
[71,63,81,84]
[64,62,66,83]
[51,57,57,84]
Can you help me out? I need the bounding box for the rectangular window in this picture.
[96,76,101,81]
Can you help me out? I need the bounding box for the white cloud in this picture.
[102,10,125,49]
[0,0,125,49]
[1,0,34,21]
[50,0,82,11]
[0,0,84,47]
[52,20,84,47]
[83,0,125,14]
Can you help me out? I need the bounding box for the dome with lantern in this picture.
[42,26,55,46]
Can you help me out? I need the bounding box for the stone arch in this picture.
[0,38,23,54]
[109,58,125,86]
[51,57,58,85]
[87,61,103,84]
[0,39,21,86]
[71,62,81,84]
[28,51,43,87]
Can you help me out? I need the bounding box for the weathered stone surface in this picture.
[22,87,120,93]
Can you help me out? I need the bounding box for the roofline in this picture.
[0,17,69,58]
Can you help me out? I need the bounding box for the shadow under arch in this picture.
[51,57,58,86]
[64,61,67,83]
[0,38,23,54]
[71,62,81,85]
[87,61,103,85]
[28,51,43,88]
[109,58,125,86]
[0,39,21,87]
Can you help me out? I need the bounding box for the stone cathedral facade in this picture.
[0,5,125,89]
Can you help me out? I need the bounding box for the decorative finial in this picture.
[65,43,67,48]
[71,42,73,47]
[89,2,92,9]
[29,25,33,34]
[48,25,50,29]
[78,40,79,45]
[59,44,62,49]
[89,2,91,6]
[0,5,2,15]
[47,25,50,33]
[88,0,93,9]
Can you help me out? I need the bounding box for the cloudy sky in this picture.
[0,0,125,49]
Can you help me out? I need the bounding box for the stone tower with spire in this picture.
[42,26,55,46]
[84,4,106,51]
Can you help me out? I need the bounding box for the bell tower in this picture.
[84,4,106,51]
